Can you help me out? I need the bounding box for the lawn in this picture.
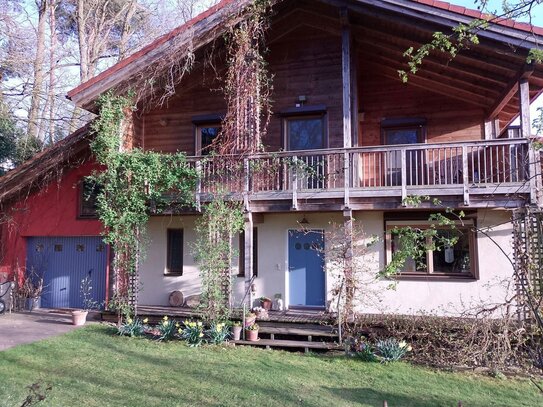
[0,325,541,407]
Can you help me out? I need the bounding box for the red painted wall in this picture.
[0,161,103,282]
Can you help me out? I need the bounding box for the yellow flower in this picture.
[163,316,169,321]
[199,333,204,338]
[127,318,133,324]
[197,321,202,327]
[216,326,222,332]
[399,341,407,348]
[406,345,413,352]
[143,318,149,324]
[175,322,180,328]
[162,321,168,326]
[178,328,182,334]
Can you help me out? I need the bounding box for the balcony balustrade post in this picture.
[462,146,470,206]
[400,149,407,204]
[244,158,250,211]
[195,160,202,212]
[291,155,298,210]
[344,150,350,208]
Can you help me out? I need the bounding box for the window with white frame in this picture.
[385,219,476,278]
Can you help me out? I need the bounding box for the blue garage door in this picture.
[26,237,107,309]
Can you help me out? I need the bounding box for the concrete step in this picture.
[258,325,337,338]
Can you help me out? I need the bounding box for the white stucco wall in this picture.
[138,209,515,316]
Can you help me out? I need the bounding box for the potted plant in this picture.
[253,306,268,319]
[244,311,256,327]
[231,321,242,341]
[72,276,98,326]
[260,296,272,310]
[21,270,44,312]
[245,323,259,342]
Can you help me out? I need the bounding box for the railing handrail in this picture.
[185,138,530,161]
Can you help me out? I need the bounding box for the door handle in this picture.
[60,288,66,291]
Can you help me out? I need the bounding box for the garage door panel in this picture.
[26,237,107,309]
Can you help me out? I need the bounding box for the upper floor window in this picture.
[385,219,476,279]
[284,113,326,151]
[381,118,426,145]
[193,114,222,156]
[79,179,100,219]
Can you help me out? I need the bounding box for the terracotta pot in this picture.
[232,325,242,341]
[261,299,272,310]
[244,315,256,327]
[71,310,88,326]
[245,329,259,342]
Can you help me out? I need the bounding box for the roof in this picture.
[412,0,543,36]
[0,125,92,205]
[67,0,543,111]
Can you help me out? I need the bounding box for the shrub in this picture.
[355,341,378,362]
[117,317,147,337]
[206,322,230,344]
[375,338,411,363]
[157,316,177,341]
[181,320,205,347]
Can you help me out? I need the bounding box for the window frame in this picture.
[282,111,328,151]
[78,179,100,220]
[384,219,478,280]
[380,118,426,146]
[193,114,223,156]
[166,228,184,276]
[238,227,258,278]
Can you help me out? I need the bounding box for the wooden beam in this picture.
[487,64,534,120]
[244,212,254,306]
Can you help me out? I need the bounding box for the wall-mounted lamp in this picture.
[298,215,310,225]
[295,95,307,108]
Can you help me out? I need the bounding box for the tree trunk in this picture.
[47,0,57,144]
[27,0,48,140]
[76,0,90,82]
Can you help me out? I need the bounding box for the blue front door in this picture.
[288,230,325,307]
[26,237,107,309]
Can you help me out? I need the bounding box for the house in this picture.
[1,0,543,316]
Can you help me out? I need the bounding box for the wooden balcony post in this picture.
[195,160,202,212]
[344,150,350,208]
[291,156,298,210]
[340,8,352,150]
[462,145,470,206]
[244,158,250,211]
[519,78,542,205]
[400,149,407,204]
[244,211,254,308]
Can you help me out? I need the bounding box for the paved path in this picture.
[0,310,84,351]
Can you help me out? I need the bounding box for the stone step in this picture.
[232,338,342,351]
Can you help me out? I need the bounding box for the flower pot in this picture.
[71,310,88,326]
[232,325,242,341]
[244,315,256,327]
[261,299,272,310]
[25,297,41,312]
[245,329,259,342]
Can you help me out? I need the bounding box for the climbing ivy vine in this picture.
[90,91,197,318]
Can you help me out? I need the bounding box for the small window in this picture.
[381,118,425,146]
[238,228,258,277]
[385,220,476,279]
[195,123,221,155]
[166,229,184,276]
[54,244,63,252]
[79,179,101,219]
[285,115,326,151]
[76,244,85,252]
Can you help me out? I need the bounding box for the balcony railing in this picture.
[188,138,535,208]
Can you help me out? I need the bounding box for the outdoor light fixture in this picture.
[298,215,309,225]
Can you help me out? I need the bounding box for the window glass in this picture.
[199,125,221,155]
[287,117,324,151]
[166,229,184,275]
[387,221,475,277]
[384,128,419,145]
[79,180,100,219]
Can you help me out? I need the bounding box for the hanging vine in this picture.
[90,91,197,319]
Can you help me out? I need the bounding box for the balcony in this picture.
[187,138,535,211]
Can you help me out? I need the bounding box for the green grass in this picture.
[0,325,541,407]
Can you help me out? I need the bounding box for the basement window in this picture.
[166,229,184,276]
[385,220,477,279]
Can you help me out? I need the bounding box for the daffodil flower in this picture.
[127,318,133,324]
[197,321,202,327]
[199,333,204,337]
[163,316,169,321]
[143,318,149,324]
